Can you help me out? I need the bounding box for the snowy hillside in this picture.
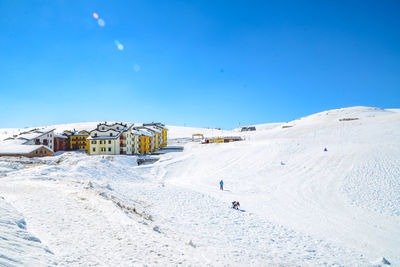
[0,106,399,266]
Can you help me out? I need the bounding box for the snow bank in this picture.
[0,196,55,266]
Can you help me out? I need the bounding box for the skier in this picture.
[324,148,328,152]
[232,201,240,210]
[219,179,224,190]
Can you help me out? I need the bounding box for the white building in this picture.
[88,122,139,155]
[4,128,55,151]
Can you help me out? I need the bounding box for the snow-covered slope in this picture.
[0,106,399,266]
[0,196,55,266]
[162,107,400,263]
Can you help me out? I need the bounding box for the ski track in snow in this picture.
[0,106,399,266]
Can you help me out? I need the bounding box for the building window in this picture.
[108,140,111,144]
[102,127,105,130]
[93,148,96,152]
[110,133,113,136]
[108,147,111,152]
[94,133,98,137]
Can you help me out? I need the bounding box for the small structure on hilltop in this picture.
[339,118,359,121]
[192,133,204,141]
[202,136,243,144]
[240,126,256,132]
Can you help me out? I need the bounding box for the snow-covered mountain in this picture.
[0,106,399,266]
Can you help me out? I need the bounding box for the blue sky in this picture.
[1,0,399,129]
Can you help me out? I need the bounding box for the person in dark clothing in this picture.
[232,201,240,210]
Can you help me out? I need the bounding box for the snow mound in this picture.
[0,196,55,266]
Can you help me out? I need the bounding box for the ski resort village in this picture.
[0,122,168,158]
[0,106,399,266]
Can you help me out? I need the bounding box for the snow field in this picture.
[0,106,399,266]
[0,161,206,266]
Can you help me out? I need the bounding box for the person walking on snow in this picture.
[220,179,224,190]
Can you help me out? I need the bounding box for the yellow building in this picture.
[137,130,152,154]
[145,127,161,151]
[64,130,90,151]
[144,123,168,148]
[136,126,161,152]
[89,138,120,155]
[160,128,167,147]
[202,136,243,144]
[209,138,224,143]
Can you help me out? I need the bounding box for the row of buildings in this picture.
[0,122,168,158]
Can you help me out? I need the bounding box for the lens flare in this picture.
[114,40,123,50]
[98,19,105,27]
[134,64,141,72]
[93,12,99,19]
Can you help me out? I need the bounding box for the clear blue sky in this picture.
[1,0,399,129]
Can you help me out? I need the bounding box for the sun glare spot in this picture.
[98,19,105,27]
[93,12,99,19]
